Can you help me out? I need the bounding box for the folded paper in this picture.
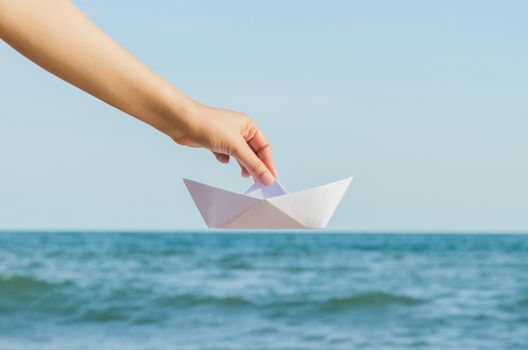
[183,177,352,229]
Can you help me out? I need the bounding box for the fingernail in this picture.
[260,171,274,185]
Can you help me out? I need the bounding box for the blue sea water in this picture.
[0,232,527,350]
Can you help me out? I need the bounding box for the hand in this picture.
[172,102,277,185]
[0,0,278,185]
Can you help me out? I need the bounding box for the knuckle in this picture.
[255,143,271,156]
[241,119,257,139]
[252,160,267,175]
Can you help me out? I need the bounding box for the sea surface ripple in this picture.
[0,232,527,349]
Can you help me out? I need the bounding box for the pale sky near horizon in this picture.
[1,0,527,231]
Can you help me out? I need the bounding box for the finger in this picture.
[246,128,277,177]
[213,152,230,164]
[234,141,274,185]
[237,160,250,177]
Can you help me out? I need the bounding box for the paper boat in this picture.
[183,177,352,229]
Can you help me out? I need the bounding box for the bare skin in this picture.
[0,0,277,185]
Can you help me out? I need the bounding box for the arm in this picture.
[0,0,276,184]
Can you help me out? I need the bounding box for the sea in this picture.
[0,232,527,350]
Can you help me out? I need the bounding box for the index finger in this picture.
[246,128,277,178]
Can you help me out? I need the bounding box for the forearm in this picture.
[0,0,194,138]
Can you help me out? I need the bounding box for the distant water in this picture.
[1,232,527,350]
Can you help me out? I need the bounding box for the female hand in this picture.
[173,102,277,185]
[0,0,277,185]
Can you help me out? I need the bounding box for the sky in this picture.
[1,0,527,232]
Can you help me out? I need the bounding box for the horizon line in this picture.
[0,229,527,235]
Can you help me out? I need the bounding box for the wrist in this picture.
[155,88,201,141]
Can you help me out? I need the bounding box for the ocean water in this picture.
[0,232,527,350]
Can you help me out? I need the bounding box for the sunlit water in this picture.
[0,232,527,349]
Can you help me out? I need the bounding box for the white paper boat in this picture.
[183,177,352,229]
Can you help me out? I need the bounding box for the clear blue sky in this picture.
[1,0,527,231]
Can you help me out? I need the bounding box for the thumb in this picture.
[234,141,275,185]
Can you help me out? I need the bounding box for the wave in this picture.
[159,294,251,308]
[0,274,70,295]
[0,274,422,306]
[0,274,75,316]
[517,298,528,307]
[0,273,423,325]
[157,291,423,312]
[321,292,423,310]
